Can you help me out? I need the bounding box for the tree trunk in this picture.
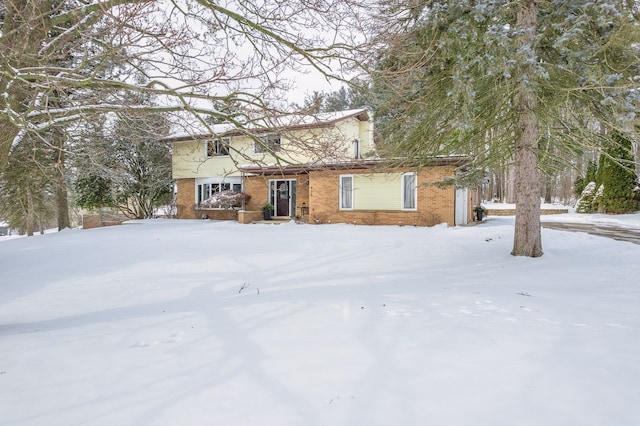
[506,164,517,203]
[543,177,553,204]
[55,171,70,230]
[26,189,35,237]
[53,128,71,230]
[512,0,543,257]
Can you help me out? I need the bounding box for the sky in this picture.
[1,211,639,425]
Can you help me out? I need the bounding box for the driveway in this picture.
[541,221,640,245]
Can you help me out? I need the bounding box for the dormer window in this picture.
[353,138,361,159]
[206,137,230,157]
[254,134,281,153]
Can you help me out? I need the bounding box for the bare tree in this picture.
[0,0,369,229]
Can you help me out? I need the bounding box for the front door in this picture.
[270,180,296,217]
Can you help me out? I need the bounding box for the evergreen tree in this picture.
[575,182,597,213]
[599,132,638,213]
[298,80,373,113]
[324,87,355,112]
[585,161,598,186]
[367,0,640,257]
[574,160,598,198]
[0,135,56,235]
[74,109,173,219]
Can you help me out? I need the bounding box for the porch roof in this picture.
[239,157,469,176]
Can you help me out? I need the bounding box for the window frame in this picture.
[206,137,230,158]
[195,179,242,207]
[401,172,417,210]
[254,134,281,153]
[339,174,354,210]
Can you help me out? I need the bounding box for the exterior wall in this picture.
[172,140,241,179]
[198,209,238,220]
[243,175,270,212]
[349,173,405,210]
[243,174,311,220]
[171,110,375,221]
[175,178,238,220]
[238,210,263,224]
[172,115,374,180]
[81,212,128,229]
[183,163,462,226]
[308,166,457,227]
[176,178,197,218]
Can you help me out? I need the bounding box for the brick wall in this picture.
[238,210,264,224]
[81,212,128,229]
[243,176,270,211]
[176,178,239,221]
[176,178,197,219]
[308,166,456,227]
[243,174,310,220]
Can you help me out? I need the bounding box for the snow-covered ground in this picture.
[485,201,640,229]
[1,213,640,425]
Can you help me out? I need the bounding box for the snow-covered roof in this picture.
[165,107,370,142]
[165,122,236,141]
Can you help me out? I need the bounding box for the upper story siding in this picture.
[171,109,375,179]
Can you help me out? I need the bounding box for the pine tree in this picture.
[575,182,597,213]
[574,160,598,199]
[367,0,640,256]
[599,132,638,213]
[586,161,598,186]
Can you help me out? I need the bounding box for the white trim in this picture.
[455,187,469,226]
[268,178,297,217]
[195,176,242,205]
[206,137,231,158]
[401,172,417,211]
[255,134,281,153]
[339,174,354,210]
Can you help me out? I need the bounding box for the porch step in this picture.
[251,218,294,225]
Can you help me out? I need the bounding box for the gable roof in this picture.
[165,108,371,142]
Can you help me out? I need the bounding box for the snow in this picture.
[165,108,370,140]
[1,214,640,425]
[485,201,640,229]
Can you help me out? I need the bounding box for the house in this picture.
[170,108,477,226]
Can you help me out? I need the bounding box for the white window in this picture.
[255,134,281,153]
[196,180,242,205]
[206,137,230,157]
[340,175,354,210]
[402,173,418,210]
[402,173,417,210]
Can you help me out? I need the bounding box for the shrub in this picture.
[598,132,638,214]
[575,182,596,213]
[200,191,249,209]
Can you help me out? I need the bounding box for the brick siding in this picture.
[181,166,460,227]
[308,166,457,227]
[176,178,238,220]
[243,174,310,220]
[176,178,197,219]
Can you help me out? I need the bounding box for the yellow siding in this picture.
[172,116,373,179]
[172,140,242,179]
[354,173,402,210]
